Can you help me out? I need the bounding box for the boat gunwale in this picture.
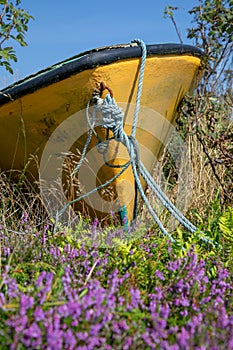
[0,43,204,105]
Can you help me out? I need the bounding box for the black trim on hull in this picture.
[0,43,203,105]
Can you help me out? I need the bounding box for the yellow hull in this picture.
[0,43,203,224]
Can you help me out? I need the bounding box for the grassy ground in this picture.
[0,96,233,349]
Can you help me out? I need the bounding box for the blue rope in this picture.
[131,160,175,242]
[140,162,197,233]
[119,205,129,231]
[130,39,147,137]
[60,161,131,216]
[72,100,97,176]
[58,38,214,245]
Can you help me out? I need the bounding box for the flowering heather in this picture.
[0,224,233,349]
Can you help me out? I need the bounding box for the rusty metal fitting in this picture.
[98,81,113,98]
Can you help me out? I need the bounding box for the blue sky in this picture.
[0,0,198,89]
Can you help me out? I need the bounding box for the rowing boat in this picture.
[0,41,203,226]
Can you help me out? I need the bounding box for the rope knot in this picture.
[101,96,124,132]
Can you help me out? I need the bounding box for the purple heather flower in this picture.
[112,320,127,334]
[166,259,181,272]
[57,304,70,318]
[110,210,115,218]
[34,306,45,321]
[0,292,6,308]
[155,269,165,281]
[76,331,89,341]
[104,345,112,350]
[4,264,10,273]
[87,336,104,348]
[53,313,61,330]
[91,250,99,258]
[90,324,102,337]
[41,224,49,245]
[5,276,18,298]
[174,279,185,292]
[123,336,133,350]
[50,246,61,258]
[228,337,233,349]
[157,318,167,330]
[3,246,11,256]
[186,314,203,335]
[142,332,156,349]
[64,329,77,349]
[119,319,129,331]
[35,271,47,288]
[21,211,28,225]
[93,218,98,228]
[177,326,189,348]
[200,296,211,304]
[217,306,229,328]
[64,245,79,259]
[22,322,42,348]
[160,303,170,318]
[130,287,141,308]
[154,287,163,301]
[168,326,178,335]
[46,327,63,350]
[20,294,34,316]
[7,314,28,333]
[180,309,188,317]
[71,319,79,327]
[36,271,54,304]
[66,300,82,318]
[169,345,179,350]
[105,294,116,310]
[122,214,127,225]
[118,295,125,306]
[180,294,190,307]
[214,295,224,307]
[85,308,95,321]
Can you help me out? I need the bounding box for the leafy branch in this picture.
[163,6,183,44]
[187,0,233,95]
[164,0,233,206]
[0,0,34,74]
